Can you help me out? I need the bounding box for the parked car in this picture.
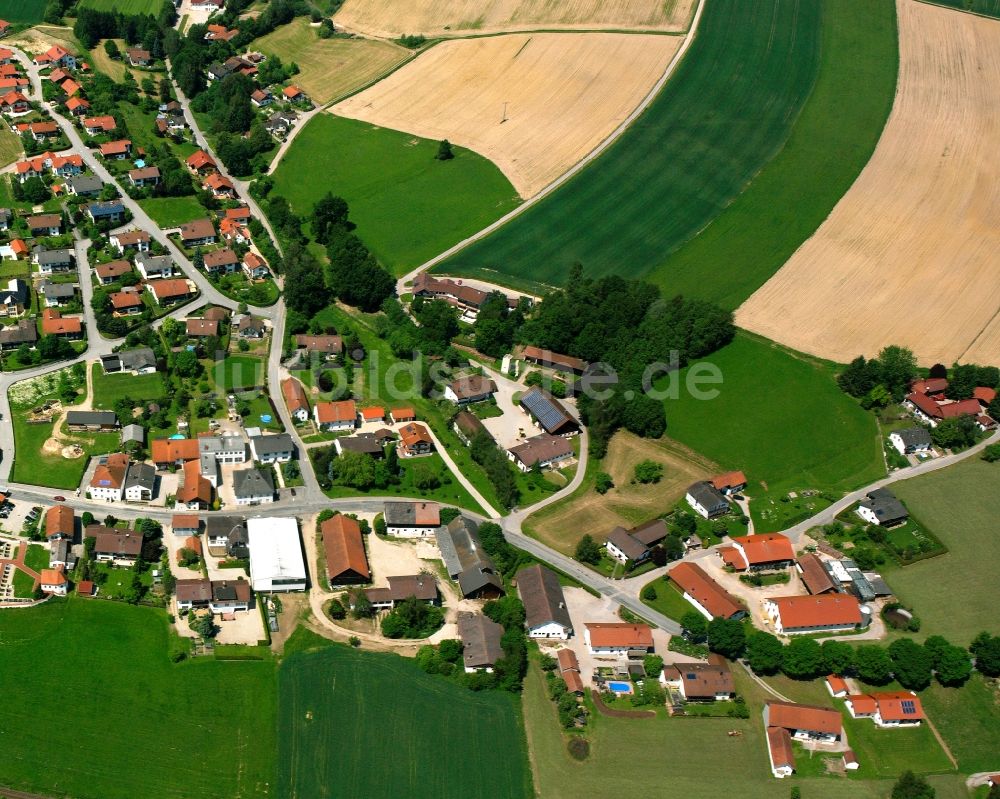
[53,495,65,501]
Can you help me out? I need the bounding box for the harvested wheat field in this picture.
[332,33,682,197]
[738,0,1000,366]
[333,0,696,38]
[254,18,410,105]
[525,432,717,556]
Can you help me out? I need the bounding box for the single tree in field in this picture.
[436,139,454,161]
[892,771,935,799]
[574,534,601,565]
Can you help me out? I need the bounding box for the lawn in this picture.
[437,0,898,307]
[660,333,883,499]
[522,658,890,799]
[0,598,276,799]
[887,458,1000,643]
[919,675,1000,774]
[138,196,207,229]
[640,576,696,623]
[22,543,49,572]
[278,642,533,799]
[253,18,410,105]
[923,0,1000,17]
[78,0,162,10]
[90,363,166,408]
[0,0,46,24]
[210,355,265,391]
[271,114,520,274]
[0,127,22,170]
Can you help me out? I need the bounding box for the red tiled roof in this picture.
[99,140,132,156]
[585,623,653,648]
[770,594,862,630]
[825,675,848,695]
[399,422,432,448]
[669,562,744,619]
[767,726,795,770]
[711,471,747,491]
[41,567,68,587]
[731,533,794,565]
[96,260,131,279]
[767,701,842,736]
[322,514,370,582]
[718,545,748,570]
[912,378,948,395]
[186,149,216,170]
[869,691,924,722]
[974,386,997,404]
[149,279,192,300]
[110,291,143,310]
[392,407,415,421]
[315,399,357,424]
[45,504,74,537]
[360,406,385,421]
[83,115,116,131]
[177,460,212,504]
[281,378,308,414]
[282,85,303,98]
[556,648,579,673]
[172,514,200,530]
[42,310,82,335]
[152,438,199,463]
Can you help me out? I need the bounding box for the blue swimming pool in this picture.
[608,681,633,693]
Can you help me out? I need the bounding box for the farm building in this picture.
[384,501,440,537]
[721,533,795,571]
[516,563,573,639]
[322,514,370,585]
[668,562,745,620]
[764,594,865,635]
[519,387,579,436]
[435,516,503,600]
[583,623,653,656]
[457,612,504,673]
[247,517,306,592]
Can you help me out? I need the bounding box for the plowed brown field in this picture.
[737,0,1000,366]
[331,33,682,198]
[333,0,696,38]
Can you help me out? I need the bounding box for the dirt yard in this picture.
[737,0,1000,366]
[332,32,682,198]
[526,432,717,555]
[333,0,696,38]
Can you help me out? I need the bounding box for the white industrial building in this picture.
[247,517,307,592]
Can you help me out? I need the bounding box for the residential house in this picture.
[519,387,579,435]
[233,467,274,506]
[359,406,385,425]
[506,433,572,472]
[857,488,909,527]
[0,21,9,38]
[237,315,266,338]
[179,218,216,247]
[685,481,730,519]
[205,24,239,41]
[265,110,297,136]
[33,247,73,274]
[45,505,74,541]
[668,562,746,620]
[390,407,416,424]
[435,516,504,599]
[661,658,735,701]
[712,471,748,496]
[0,90,28,115]
[59,78,81,97]
[85,200,126,224]
[89,453,154,502]
[98,140,132,159]
[49,153,84,178]
[110,290,143,315]
[203,172,235,199]
[110,230,151,255]
[363,574,438,609]
[0,278,27,317]
[516,563,573,639]
[584,623,654,656]
[521,345,587,375]
[444,375,497,405]
[203,247,239,274]
[249,433,294,464]
[242,251,269,279]
[175,578,212,610]
[49,539,77,571]
[34,45,76,70]
[411,272,520,316]
[334,434,384,458]
[250,88,272,107]
[134,252,174,280]
[176,460,212,510]
[398,422,433,456]
[604,519,668,565]
[65,96,89,116]
[219,217,250,245]
[796,554,838,595]
[247,517,307,592]
[151,437,199,468]
[186,317,218,338]
[147,278,195,306]
[186,150,216,175]
[889,427,933,456]
[0,207,10,231]
[281,378,309,422]
[91,528,143,564]
[126,48,152,67]
[170,514,200,538]
[282,85,306,102]
[210,578,251,613]
[41,308,82,337]
[27,213,62,236]
[453,409,487,445]
[65,175,103,197]
[206,515,247,558]
[0,318,37,349]
[763,594,864,635]
[40,566,69,596]
[294,333,343,359]
[322,514,370,585]
[67,411,118,431]
[457,612,504,673]
[26,121,59,141]
[82,115,116,135]
[314,399,357,431]
[383,501,441,538]
[846,692,924,727]
[128,165,160,187]
[764,701,843,743]
[721,533,795,572]
[101,347,156,375]
[825,675,849,698]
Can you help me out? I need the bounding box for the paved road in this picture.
[393,0,709,290]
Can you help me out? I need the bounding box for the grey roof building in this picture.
[892,427,933,453]
[121,423,145,445]
[40,281,76,302]
[249,433,295,461]
[66,410,118,429]
[335,434,383,457]
[858,487,909,527]
[457,611,504,671]
[0,319,37,349]
[86,200,126,220]
[0,278,29,308]
[102,347,158,374]
[435,516,504,600]
[65,175,104,196]
[33,247,73,268]
[686,481,731,518]
[124,461,155,495]
[233,468,274,501]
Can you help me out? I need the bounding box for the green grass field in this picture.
[0,599,276,799]
[887,459,1000,644]
[209,355,266,390]
[839,701,954,779]
[919,675,1000,774]
[436,0,898,307]
[271,114,520,274]
[278,644,533,799]
[11,410,120,489]
[77,0,163,12]
[90,363,165,408]
[0,0,46,24]
[138,196,207,229]
[923,0,1000,17]
[641,576,698,622]
[661,333,884,497]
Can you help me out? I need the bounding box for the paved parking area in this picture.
[215,604,266,645]
[164,531,204,581]
[0,499,41,535]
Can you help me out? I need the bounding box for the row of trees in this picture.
[73,1,176,52]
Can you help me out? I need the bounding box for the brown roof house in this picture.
[363,574,438,610]
[457,611,505,673]
[661,657,735,701]
[516,563,572,639]
[604,518,668,566]
[322,514,370,585]
[444,374,497,405]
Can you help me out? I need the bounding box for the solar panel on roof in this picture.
[521,390,567,432]
[901,700,916,714]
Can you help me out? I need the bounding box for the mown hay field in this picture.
[78,0,162,12]
[254,18,410,105]
[278,644,533,799]
[0,599,276,799]
[0,0,46,24]
[738,0,1000,365]
[271,114,519,273]
[334,33,682,198]
[333,0,696,38]
[434,0,822,293]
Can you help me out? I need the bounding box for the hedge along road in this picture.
[431,0,823,295]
